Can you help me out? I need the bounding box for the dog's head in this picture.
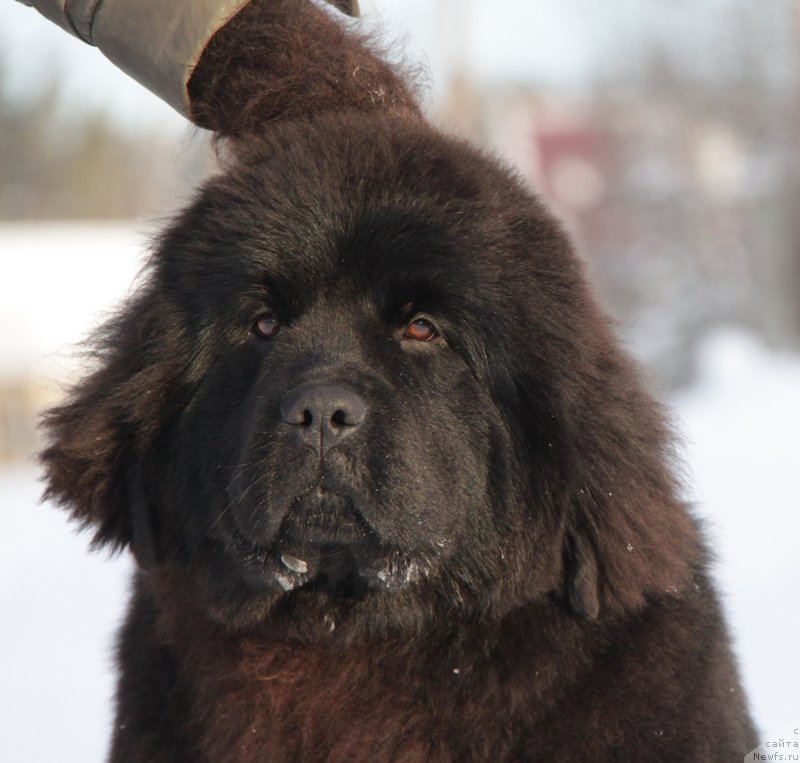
[41,3,698,641]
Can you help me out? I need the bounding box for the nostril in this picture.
[332,397,366,428]
[302,409,313,427]
[331,408,363,427]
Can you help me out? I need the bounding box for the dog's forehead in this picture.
[159,127,560,317]
[208,188,493,309]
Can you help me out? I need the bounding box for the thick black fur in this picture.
[41,1,756,760]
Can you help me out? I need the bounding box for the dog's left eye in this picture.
[403,318,439,342]
[252,312,282,339]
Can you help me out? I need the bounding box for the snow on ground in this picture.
[0,469,133,763]
[671,328,800,743]
[0,223,150,379]
[1,223,798,759]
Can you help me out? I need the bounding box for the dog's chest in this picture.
[185,638,454,763]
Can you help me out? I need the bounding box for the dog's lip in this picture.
[222,506,370,564]
[246,542,373,599]
[226,518,425,598]
[223,513,370,591]
[221,500,429,597]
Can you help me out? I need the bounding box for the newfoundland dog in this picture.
[41,1,756,760]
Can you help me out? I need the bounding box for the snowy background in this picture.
[1,227,799,761]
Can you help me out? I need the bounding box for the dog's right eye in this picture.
[252,312,282,339]
[403,317,439,343]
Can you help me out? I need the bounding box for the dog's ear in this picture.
[559,457,699,621]
[491,228,701,619]
[555,343,701,618]
[41,373,137,553]
[504,266,701,619]
[187,0,422,141]
[40,297,176,564]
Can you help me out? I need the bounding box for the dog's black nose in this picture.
[280,384,367,457]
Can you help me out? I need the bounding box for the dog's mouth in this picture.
[224,491,425,599]
[233,535,424,600]
[272,543,371,599]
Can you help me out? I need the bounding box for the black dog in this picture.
[42,1,756,760]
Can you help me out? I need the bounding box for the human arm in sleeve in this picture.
[13,0,360,120]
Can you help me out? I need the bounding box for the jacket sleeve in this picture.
[15,0,360,119]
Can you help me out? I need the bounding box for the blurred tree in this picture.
[585,0,800,380]
[0,57,214,220]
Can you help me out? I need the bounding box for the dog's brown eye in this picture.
[253,312,281,339]
[404,318,438,342]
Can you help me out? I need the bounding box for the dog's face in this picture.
[43,115,695,639]
[155,118,568,635]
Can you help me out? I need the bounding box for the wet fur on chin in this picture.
[40,0,756,760]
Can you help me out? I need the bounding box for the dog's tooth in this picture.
[281,554,309,574]
[276,573,296,592]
